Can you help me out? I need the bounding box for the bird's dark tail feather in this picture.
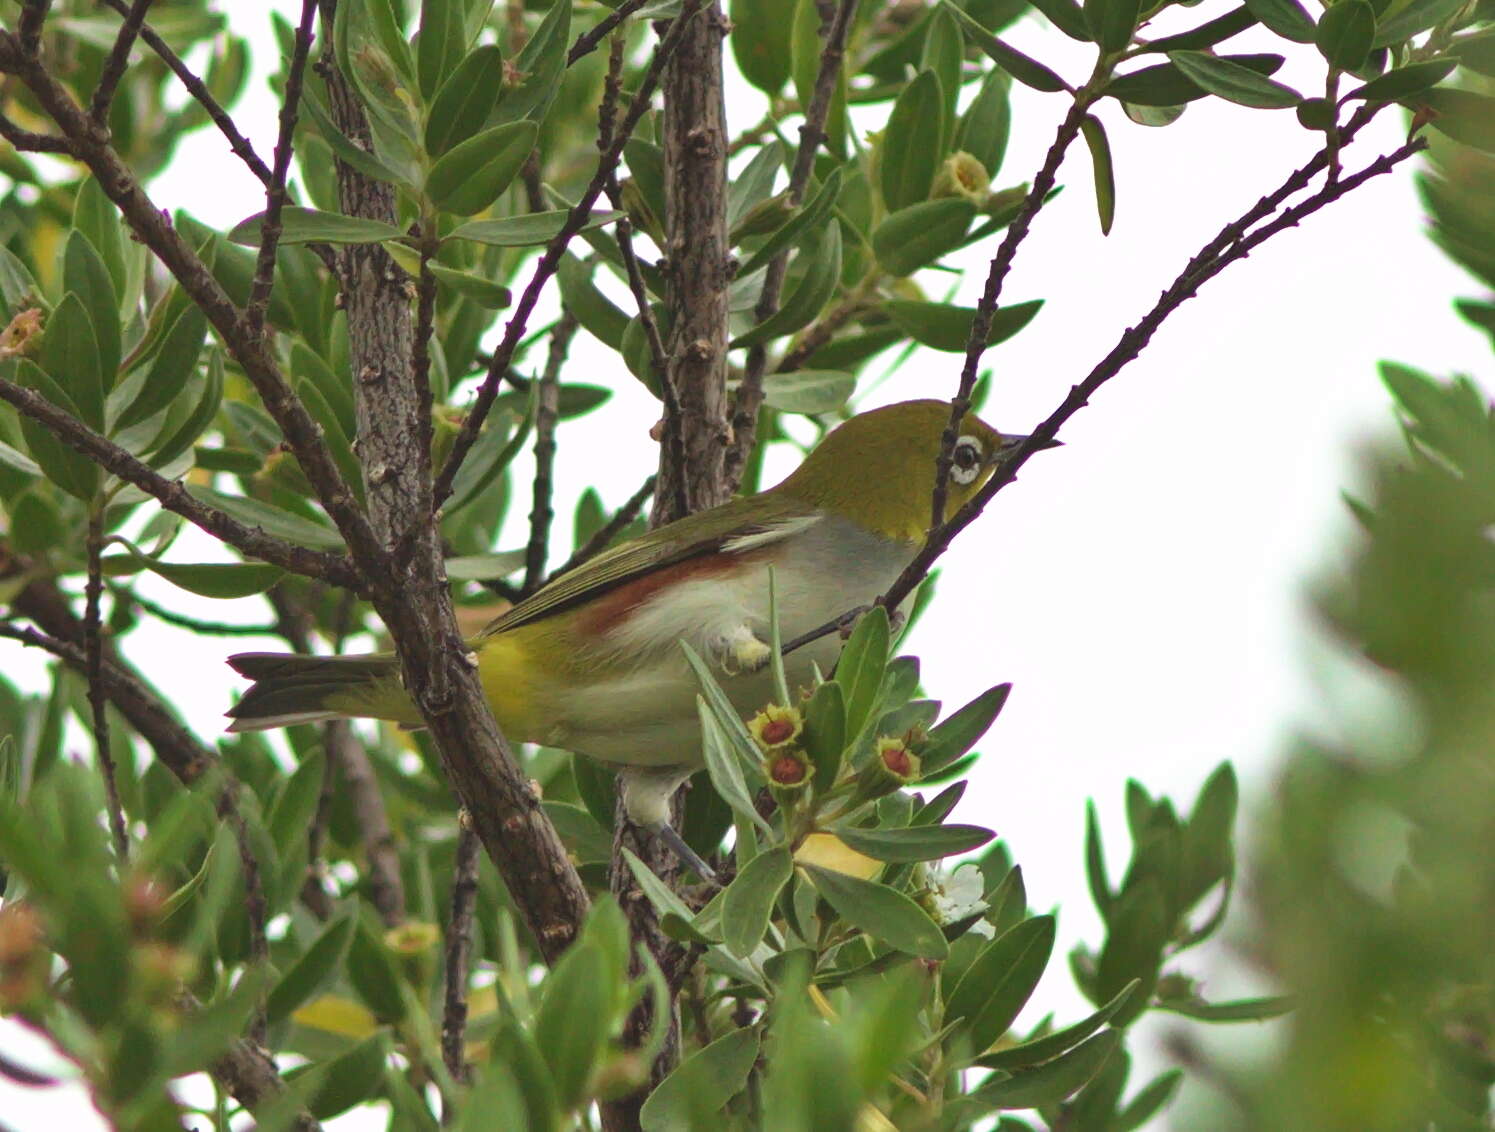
[225,652,413,731]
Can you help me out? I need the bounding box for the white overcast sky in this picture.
[2,2,1491,1127]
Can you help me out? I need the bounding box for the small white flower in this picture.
[928,862,993,937]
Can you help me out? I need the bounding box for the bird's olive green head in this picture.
[773,399,1009,543]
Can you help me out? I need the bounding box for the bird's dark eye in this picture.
[951,436,983,484]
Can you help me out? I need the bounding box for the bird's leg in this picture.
[620,765,721,885]
[651,822,719,885]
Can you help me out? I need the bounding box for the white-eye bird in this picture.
[226,400,1046,873]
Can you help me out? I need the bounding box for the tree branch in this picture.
[89,0,152,124]
[17,0,49,55]
[545,473,656,584]
[440,817,481,1092]
[84,509,129,861]
[0,112,73,154]
[0,373,362,591]
[524,313,578,592]
[726,0,859,491]
[567,0,652,65]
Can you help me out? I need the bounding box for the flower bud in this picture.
[385,920,441,956]
[749,704,804,750]
[0,307,43,360]
[874,736,921,784]
[764,749,810,790]
[931,152,991,205]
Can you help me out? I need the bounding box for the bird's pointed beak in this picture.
[993,433,1063,462]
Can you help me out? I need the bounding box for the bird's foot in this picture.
[714,623,771,675]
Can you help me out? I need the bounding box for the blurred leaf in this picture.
[266,913,357,1027]
[1371,0,1467,46]
[731,0,796,93]
[306,1031,389,1119]
[881,70,945,211]
[966,1031,1121,1111]
[724,847,793,957]
[533,941,610,1107]
[696,697,768,829]
[1080,115,1116,235]
[832,823,995,862]
[978,980,1138,1070]
[1416,88,1495,155]
[102,539,282,599]
[187,486,345,549]
[641,1028,760,1132]
[761,370,856,414]
[494,0,570,124]
[1449,29,1495,77]
[14,358,99,500]
[1095,879,1169,1023]
[1027,0,1093,41]
[1113,1069,1184,1131]
[1084,0,1142,51]
[1166,50,1302,108]
[883,299,1043,352]
[732,223,843,348]
[429,264,512,309]
[1315,0,1376,70]
[1154,994,1294,1021]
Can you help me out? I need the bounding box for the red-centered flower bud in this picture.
[766,750,809,788]
[875,736,921,784]
[749,704,805,750]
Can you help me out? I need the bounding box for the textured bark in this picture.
[318,32,590,965]
[650,0,733,526]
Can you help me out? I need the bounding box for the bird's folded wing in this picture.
[476,494,821,637]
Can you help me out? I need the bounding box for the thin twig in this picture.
[90,0,153,123]
[930,85,1099,529]
[97,0,273,185]
[786,115,1419,656]
[545,474,655,584]
[221,788,269,1045]
[440,817,481,1095]
[727,0,859,490]
[114,586,280,636]
[0,113,73,154]
[0,373,362,590]
[246,0,318,334]
[85,510,129,861]
[567,0,651,65]
[524,313,578,592]
[432,1,703,511]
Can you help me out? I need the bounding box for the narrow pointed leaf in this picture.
[723,847,793,957]
[832,823,994,862]
[1167,50,1302,108]
[1079,115,1115,235]
[426,120,538,216]
[943,3,1068,92]
[803,864,949,959]
[229,207,404,246]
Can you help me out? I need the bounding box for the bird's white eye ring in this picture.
[951,436,983,485]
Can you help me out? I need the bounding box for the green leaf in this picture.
[968,1031,1121,1111]
[884,299,1042,353]
[735,166,843,281]
[533,941,610,1107]
[1104,53,1285,105]
[115,306,207,431]
[1416,88,1495,155]
[723,847,793,957]
[159,971,269,1078]
[1142,6,1259,52]
[1079,115,1115,236]
[923,5,965,147]
[103,539,283,599]
[837,606,891,740]
[39,292,104,430]
[1114,1069,1184,1132]
[622,847,712,932]
[1449,29,1495,77]
[425,43,505,155]
[1085,800,1113,919]
[265,913,357,1027]
[1095,880,1169,1023]
[803,679,846,792]
[346,915,407,1023]
[1345,57,1455,99]
[542,801,612,864]
[186,485,345,550]
[0,245,41,314]
[978,980,1139,1070]
[14,358,99,500]
[696,697,768,830]
[1243,0,1315,41]
[1167,50,1302,107]
[228,207,405,246]
[761,370,856,414]
[1371,0,1466,46]
[1315,0,1376,70]
[731,0,796,93]
[446,209,623,247]
[447,409,526,516]
[881,70,945,211]
[71,177,127,299]
[1084,0,1142,51]
[1154,994,1293,1021]
[832,823,995,862]
[300,84,406,187]
[307,1032,390,1119]
[150,347,224,467]
[417,0,466,99]
[731,223,842,348]
[428,263,512,309]
[425,120,538,216]
[956,69,1013,176]
[444,550,526,581]
[791,0,849,155]
[943,3,1067,93]
[63,232,121,390]
[1027,0,1093,41]
[641,1028,759,1132]
[946,915,1055,1049]
[803,864,949,959]
[873,198,977,276]
[1122,101,1188,126]
[494,0,569,124]
[557,253,629,349]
